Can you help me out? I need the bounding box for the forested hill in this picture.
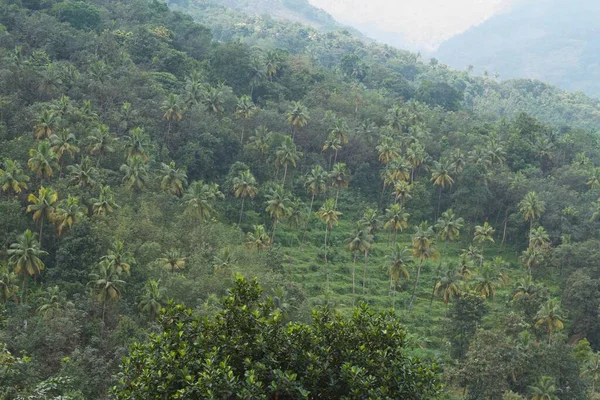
[3,0,600,398]
[435,0,600,98]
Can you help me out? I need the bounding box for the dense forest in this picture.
[2,0,600,398]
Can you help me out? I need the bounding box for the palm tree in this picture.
[26,186,58,246]
[87,124,115,166]
[316,198,342,289]
[512,276,538,301]
[329,118,349,161]
[202,85,225,115]
[0,265,19,304]
[409,223,439,311]
[34,109,57,139]
[265,185,292,242]
[392,180,412,207]
[265,50,282,81]
[534,299,564,344]
[346,224,373,302]
[529,226,550,251]
[519,191,546,232]
[457,252,474,280]
[275,136,302,185]
[329,162,350,208]
[435,209,464,255]
[102,240,134,276]
[138,280,163,320]
[28,140,59,181]
[286,101,309,137]
[433,267,461,305]
[160,161,187,197]
[520,247,542,276]
[430,160,454,219]
[0,159,30,195]
[386,104,404,132]
[51,195,86,236]
[474,222,495,259]
[184,181,224,224]
[387,244,412,308]
[529,376,559,400]
[232,169,258,225]
[449,148,466,174]
[322,136,342,168]
[120,155,149,191]
[88,259,126,323]
[213,248,234,277]
[581,352,600,391]
[376,136,400,166]
[360,208,380,234]
[304,165,328,215]
[383,203,410,244]
[246,225,271,251]
[248,56,266,97]
[235,95,256,144]
[406,141,428,182]
[36,286,73,319]
[247,126,272,156]
[67,156,97,188]
[587,167,600,190]
[8,230,47,303]
[162,93,183,138]
[91,186,118,216]
[473,264,501,300]
[157,250,185,273]
[50,129,79,163]
[123,127,149,162]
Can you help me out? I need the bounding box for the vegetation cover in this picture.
[1,0,600,399]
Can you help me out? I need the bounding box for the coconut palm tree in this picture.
[435,209,464,256]
[91,186,118,216]
[162,93,183,138]
[0,159,30,195]
[235,95,256,144]
[316,198,342,290]
[473,264,501,300]
[67,156,97,188]
[587,167,600,190]
[474,222,495,260]
[102,240,135,276]
[433,267,461,305]
[265,185,292,243]
[26,186,58,246]
[406,141,428,183]
[322,136,342,169]
[529,376,559,400]
[0,265,19,304]
[160,161,187,197]
[247,126,272,156]
[246,225,271,251]
[138,280,163,320]
[512,276,538,301]
[232,169,258,225]
[387,244,412,308]
[431,160,454,219]
[409,222,439,311]
[519,191,545,233]
[346,224,373,302]
[329,118,349,160]
[360,208,380,234]
[286,101,309,137]
[51,195,86,236]
[157,250,185,274]
[275,136,302,185]
[329,162,350,208]
[120,155,149,192]
[183,181,224,224]
[529,226,550,251]
[304,165,328,214]
[534,299,564,344]
[36,286,73,319]
[202,85,225,115]
[88,259,126,323]
[34,109,57,139]
[383,203,410,244]
[123,127,149,161]
[449,148,466,174]
[87,124,115,166]
[392,180,412,207]
[8,230,47,303]
[49,129,79,164]
[28,140,59,181]
[581,352,600,391]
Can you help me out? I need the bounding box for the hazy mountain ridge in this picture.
[435,0,600,98]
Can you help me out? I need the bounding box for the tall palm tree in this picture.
[473,264,501,300]
[376,136,400,166]
[162,93,183,138]
[275,136,302,185]
[587,167,600,190]
[160,161,188,197]
[519,191,546,232]
[449,148,466,174]
[202,85,225,115]
[529,226,550,251]
[430,160,454,219]
[512,276,538,301]
[102,240,135,276]
[0,265,19,304]
[246,225,271,251]
[248,56,266,97]
[383,203,410,244]
[286,101,309,137]
[581,352,600,391]
[0,159,30,195]
[49,129,79,163]
[360,208,380,234]
[26,186,58,246]
[36,286,73,319]
[534,299,564,344]
[51,195,86,236]
[329,118,349,162]
[232,169,258,225]
[28,140,59,181]
[87,124,115,166]
[474,222,495,260]
[329,162,350,208]
[88,259,126,323]
[386,104,404,132]
[316,198,342,290]
[529,376,559,400]
[265,185,292,243]
[387,244,412,309]
[91,186,118,216]
[435,209,464,256]
[235,95,256,144]
[8,230,47,303]
[120,155,149,191]
[34,109,57,139]
[405,141,428,183]
[123,127,149,162]
[346,224,372,302]
[138,280,163,320]
[433,267,461,305]
[265,50,282,81]
[183,181,224,224]
[392,180,412,207]
[409,223,439,311]
[157,250,185,273]
[67,156,97,188]
[248,126,272,157]
[304,165,328,215]
[322,136,342,168]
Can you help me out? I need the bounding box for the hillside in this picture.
[1,0,600,398]
[435,0,600,98]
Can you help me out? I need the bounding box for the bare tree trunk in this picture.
[362,251,369,294]
[352,253,357,306]
[238,196,245,226]
[408,259,423,312]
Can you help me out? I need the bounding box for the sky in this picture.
[308,0,524,52]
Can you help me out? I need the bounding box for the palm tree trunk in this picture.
[334,148,338,164]
[436,186,442,220]
[271,219,278,243]
[21,274,27,304]
[324,226,329,292]
[408,259,423,312]
[352,253,357,306]
[301,193,315,245]
[283,164,288,185]
[335,189,340,209]
[240,124,245,145]
[39,219,44,248]
[238,196,245,226]
[102,299,106,325]
[362,251,368,294]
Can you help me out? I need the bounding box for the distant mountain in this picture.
[435,0,600,98]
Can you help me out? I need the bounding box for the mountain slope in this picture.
[435,0,600,98]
